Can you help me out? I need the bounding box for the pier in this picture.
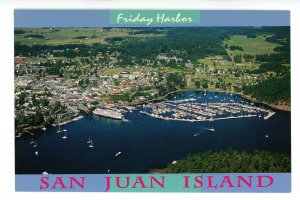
[264,111,276,120]
[143,111,257,122]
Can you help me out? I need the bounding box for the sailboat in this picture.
[89,140,94,148]
[33,141,37,148]
[62,131,67,139]
[57,125,61,133]
[140,105,147,115]
[87,136,91,144]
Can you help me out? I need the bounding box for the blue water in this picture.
[15,91,291,174]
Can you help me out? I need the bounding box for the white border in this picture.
[0,1,299,200]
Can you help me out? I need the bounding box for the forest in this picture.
[15,27,289,64]
[160,150,291,173]
[243,27,290,104]
[244,74,290,104]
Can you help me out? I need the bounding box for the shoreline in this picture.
[240,94,291,112]
[15,114,83,137]
[151,88,291,112]
[15,88,290,137]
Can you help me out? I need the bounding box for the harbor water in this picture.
[15,91,291,174]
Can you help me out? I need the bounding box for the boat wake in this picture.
[122,119,131,123]
[197,127,215,132]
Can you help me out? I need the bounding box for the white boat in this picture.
[42,171,48,175]
[87,136,91,144]
[63,129,67,132]
[35,151,38,156]
[115,152,122,157]
[208,128,215,131]
[89,140,94,148]
[33,141,37,148]
[30,138,34,144]
[265,134,269,138]
[62,132,67,139]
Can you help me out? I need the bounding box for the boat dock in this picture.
[143,112,257,122]
[264,111,276,120]
[141,99,274,122]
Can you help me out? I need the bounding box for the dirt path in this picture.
[225,48,234,64]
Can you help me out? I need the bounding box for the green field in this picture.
[198,56,259,71]
[224,35,280,56]
[103,68,128,76]
[15,28,165,46]
[159,67,194,74]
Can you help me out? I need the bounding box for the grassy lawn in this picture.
[197,58,214,66]
[198,56,259,71]
[223,74,237,84]
[159,67,194,75]
[224,35,280,56]
[102,68,126,75]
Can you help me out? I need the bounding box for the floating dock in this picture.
[264,111,276,120]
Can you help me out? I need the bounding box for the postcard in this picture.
[14,9,291,193]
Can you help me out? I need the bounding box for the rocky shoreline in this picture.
[241,94,291,112]
[15,114,83,137]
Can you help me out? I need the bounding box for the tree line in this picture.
[160,149,291,173]
[244,74,290,104]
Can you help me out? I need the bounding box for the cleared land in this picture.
[15,28,165,46]
[223,35,280,56]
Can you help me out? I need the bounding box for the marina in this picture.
[15,91,290,174]
[140,101,273,122]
